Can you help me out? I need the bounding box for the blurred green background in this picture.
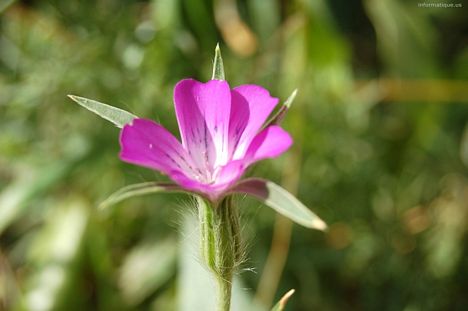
[1,0,467,310]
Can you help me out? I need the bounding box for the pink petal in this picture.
[244,125,293,165]
[169,160,246,201]
[204,126,292,197]
[120,118,195,180]
[164,170,211,194]
[229,85,279,160]
[174,79,231,169]
[176,126,292,199]
[214,160,246,188]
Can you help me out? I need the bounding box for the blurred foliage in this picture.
[1,0,467,310]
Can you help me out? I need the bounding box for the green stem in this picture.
[198,196,241,311]
[216,273,232,311]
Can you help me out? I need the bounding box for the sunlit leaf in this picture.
[0,0,16,13]
[271,289,295,311]
[0,156,84,234]
[211,43,225,80]
[68,95,137,128]
[99,182,188,209]
[230,178,326,230]
[25,199,89,311]
[119,238,177,305]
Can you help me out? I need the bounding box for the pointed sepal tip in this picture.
[212,43,225,81]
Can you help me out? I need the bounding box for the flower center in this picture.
[191,163,222,185]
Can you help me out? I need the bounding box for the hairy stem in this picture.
[216,273,232,311]
[198,196,241,311]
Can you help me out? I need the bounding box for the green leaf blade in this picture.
[230,178,326,230]
[100,182,188,209]
[68,95,137,128]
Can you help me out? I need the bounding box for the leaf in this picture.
[271,289,295,311]
[263,89,298,129]
[0,0,16,13]
[68,95,137,128]
[25,199,89,311]
[119,237,177,305]
[99,182,187,209]
[211,43,225,80]
[230,178,327,230]
[0,155,85,234]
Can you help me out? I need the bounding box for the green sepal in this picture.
[263,89,298,129]
[68,95,137,128]
[230,178,326,230]
[99,182,187,209]
[211,43,225,80]
[271,289,295,311]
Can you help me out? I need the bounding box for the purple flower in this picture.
[119,79,292,201]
